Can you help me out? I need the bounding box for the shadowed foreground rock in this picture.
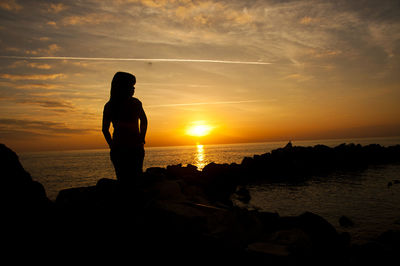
[2,143,400,264]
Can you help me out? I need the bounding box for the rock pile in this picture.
[2,142,400,264]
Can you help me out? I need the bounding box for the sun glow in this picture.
[186,122,213,137]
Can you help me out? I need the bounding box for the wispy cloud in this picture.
[0,118,96,136]
[0,73,65,81]
[0,118,91,135]
[47,3,67,14]
[8,60,52,69]
[147,100,263,108]
[25,44,61,56]
[62,13,116,26]
[16,98,74,110]
[0,0,22,12]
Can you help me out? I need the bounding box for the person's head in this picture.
[110,72,136,101]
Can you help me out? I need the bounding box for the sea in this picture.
[19,136,400,244]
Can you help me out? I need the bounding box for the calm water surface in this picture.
[19,137,400,243]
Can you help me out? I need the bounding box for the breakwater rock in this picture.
[240,142,400,182]
[2,143,400,264]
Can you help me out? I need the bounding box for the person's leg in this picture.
[110,149,130,182]
[110,149,121,180]
[136,146,145,175]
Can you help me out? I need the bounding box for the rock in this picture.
[247,241,290,257]
[166,163,200,179]
[0,143,51,211]
[234,186,251,204]
[269,228,313,257]
[339,215,355,227]
[152,180,186,201]
[279,211,341,253]
[201,162,241,205]
[284,141,293,149]
[55,186,97,207]
[3,142,400,264]
[376,230,400,249]
[239,143,400,183]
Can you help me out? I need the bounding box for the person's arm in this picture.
[102,104,113,149]
[139,105,148,144]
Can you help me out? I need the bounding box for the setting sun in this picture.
[186,122,213,137]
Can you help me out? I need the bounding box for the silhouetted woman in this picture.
[102,72,147,183]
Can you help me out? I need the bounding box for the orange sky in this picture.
[0,0,399,152]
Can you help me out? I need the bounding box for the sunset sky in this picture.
[0,0,399,152]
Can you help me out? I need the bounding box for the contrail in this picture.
[147,100,262,108]
[0,55,272,65]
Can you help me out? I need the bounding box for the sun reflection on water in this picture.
[195,144,206,170]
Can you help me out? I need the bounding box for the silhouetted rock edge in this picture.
[2,142,400,264]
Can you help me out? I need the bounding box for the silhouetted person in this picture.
[102,72,148,183]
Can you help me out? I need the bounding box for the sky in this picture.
[0,0,399,152]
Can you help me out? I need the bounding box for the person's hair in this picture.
[110,72,136,101]
[109,72,136,119]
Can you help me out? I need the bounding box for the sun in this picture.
[186,122,213,137]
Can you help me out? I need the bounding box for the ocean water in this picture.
[19,136,400,243]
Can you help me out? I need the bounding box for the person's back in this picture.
[104,97,144,149]
[102,72,148,183]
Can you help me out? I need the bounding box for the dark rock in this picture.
[235,186,251,204]
[284,141,293,149]
[295,212,341,249]
[55,186,97,207]
[240,143,400,183]
[166,163,200,179]
[376,230,400,249]
[0,143,51,211]
[201,162,242,205]
[3,142,400,264]
[348,241,393,265]
[339,215,355,227]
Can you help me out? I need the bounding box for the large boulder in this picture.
[0,143,51,211]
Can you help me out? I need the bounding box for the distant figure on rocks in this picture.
[102,72,148,183]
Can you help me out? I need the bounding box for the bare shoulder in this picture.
[104,101,111,107]
[103,101,111,113]
[131,97,143,106]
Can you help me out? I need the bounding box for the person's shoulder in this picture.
[104,101,112,109]
[130,97,143,106]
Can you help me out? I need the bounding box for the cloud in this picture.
[16,98,74,110]
[0,127,49,140]
[300,16,319,25]
[8,60,51,69]
[62,13,116,26]
[13,83,59,90]
[38,37,51,42]
[155,0,253,27]
[47,3,67,13]
[147,99,263,108]
[47,21,57,27]
[0,0,22,12]
[0,73,65,81]
[306,49,343,58]
[26,62,52,69]
[0,118,92,135]
[5,47,21,53]
[25,44,61,56]
[283,73,314,82]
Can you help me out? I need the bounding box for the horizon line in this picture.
[17,135,400,153]
[0,55,272,65]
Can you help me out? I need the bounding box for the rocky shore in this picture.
[2,142,400,265]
